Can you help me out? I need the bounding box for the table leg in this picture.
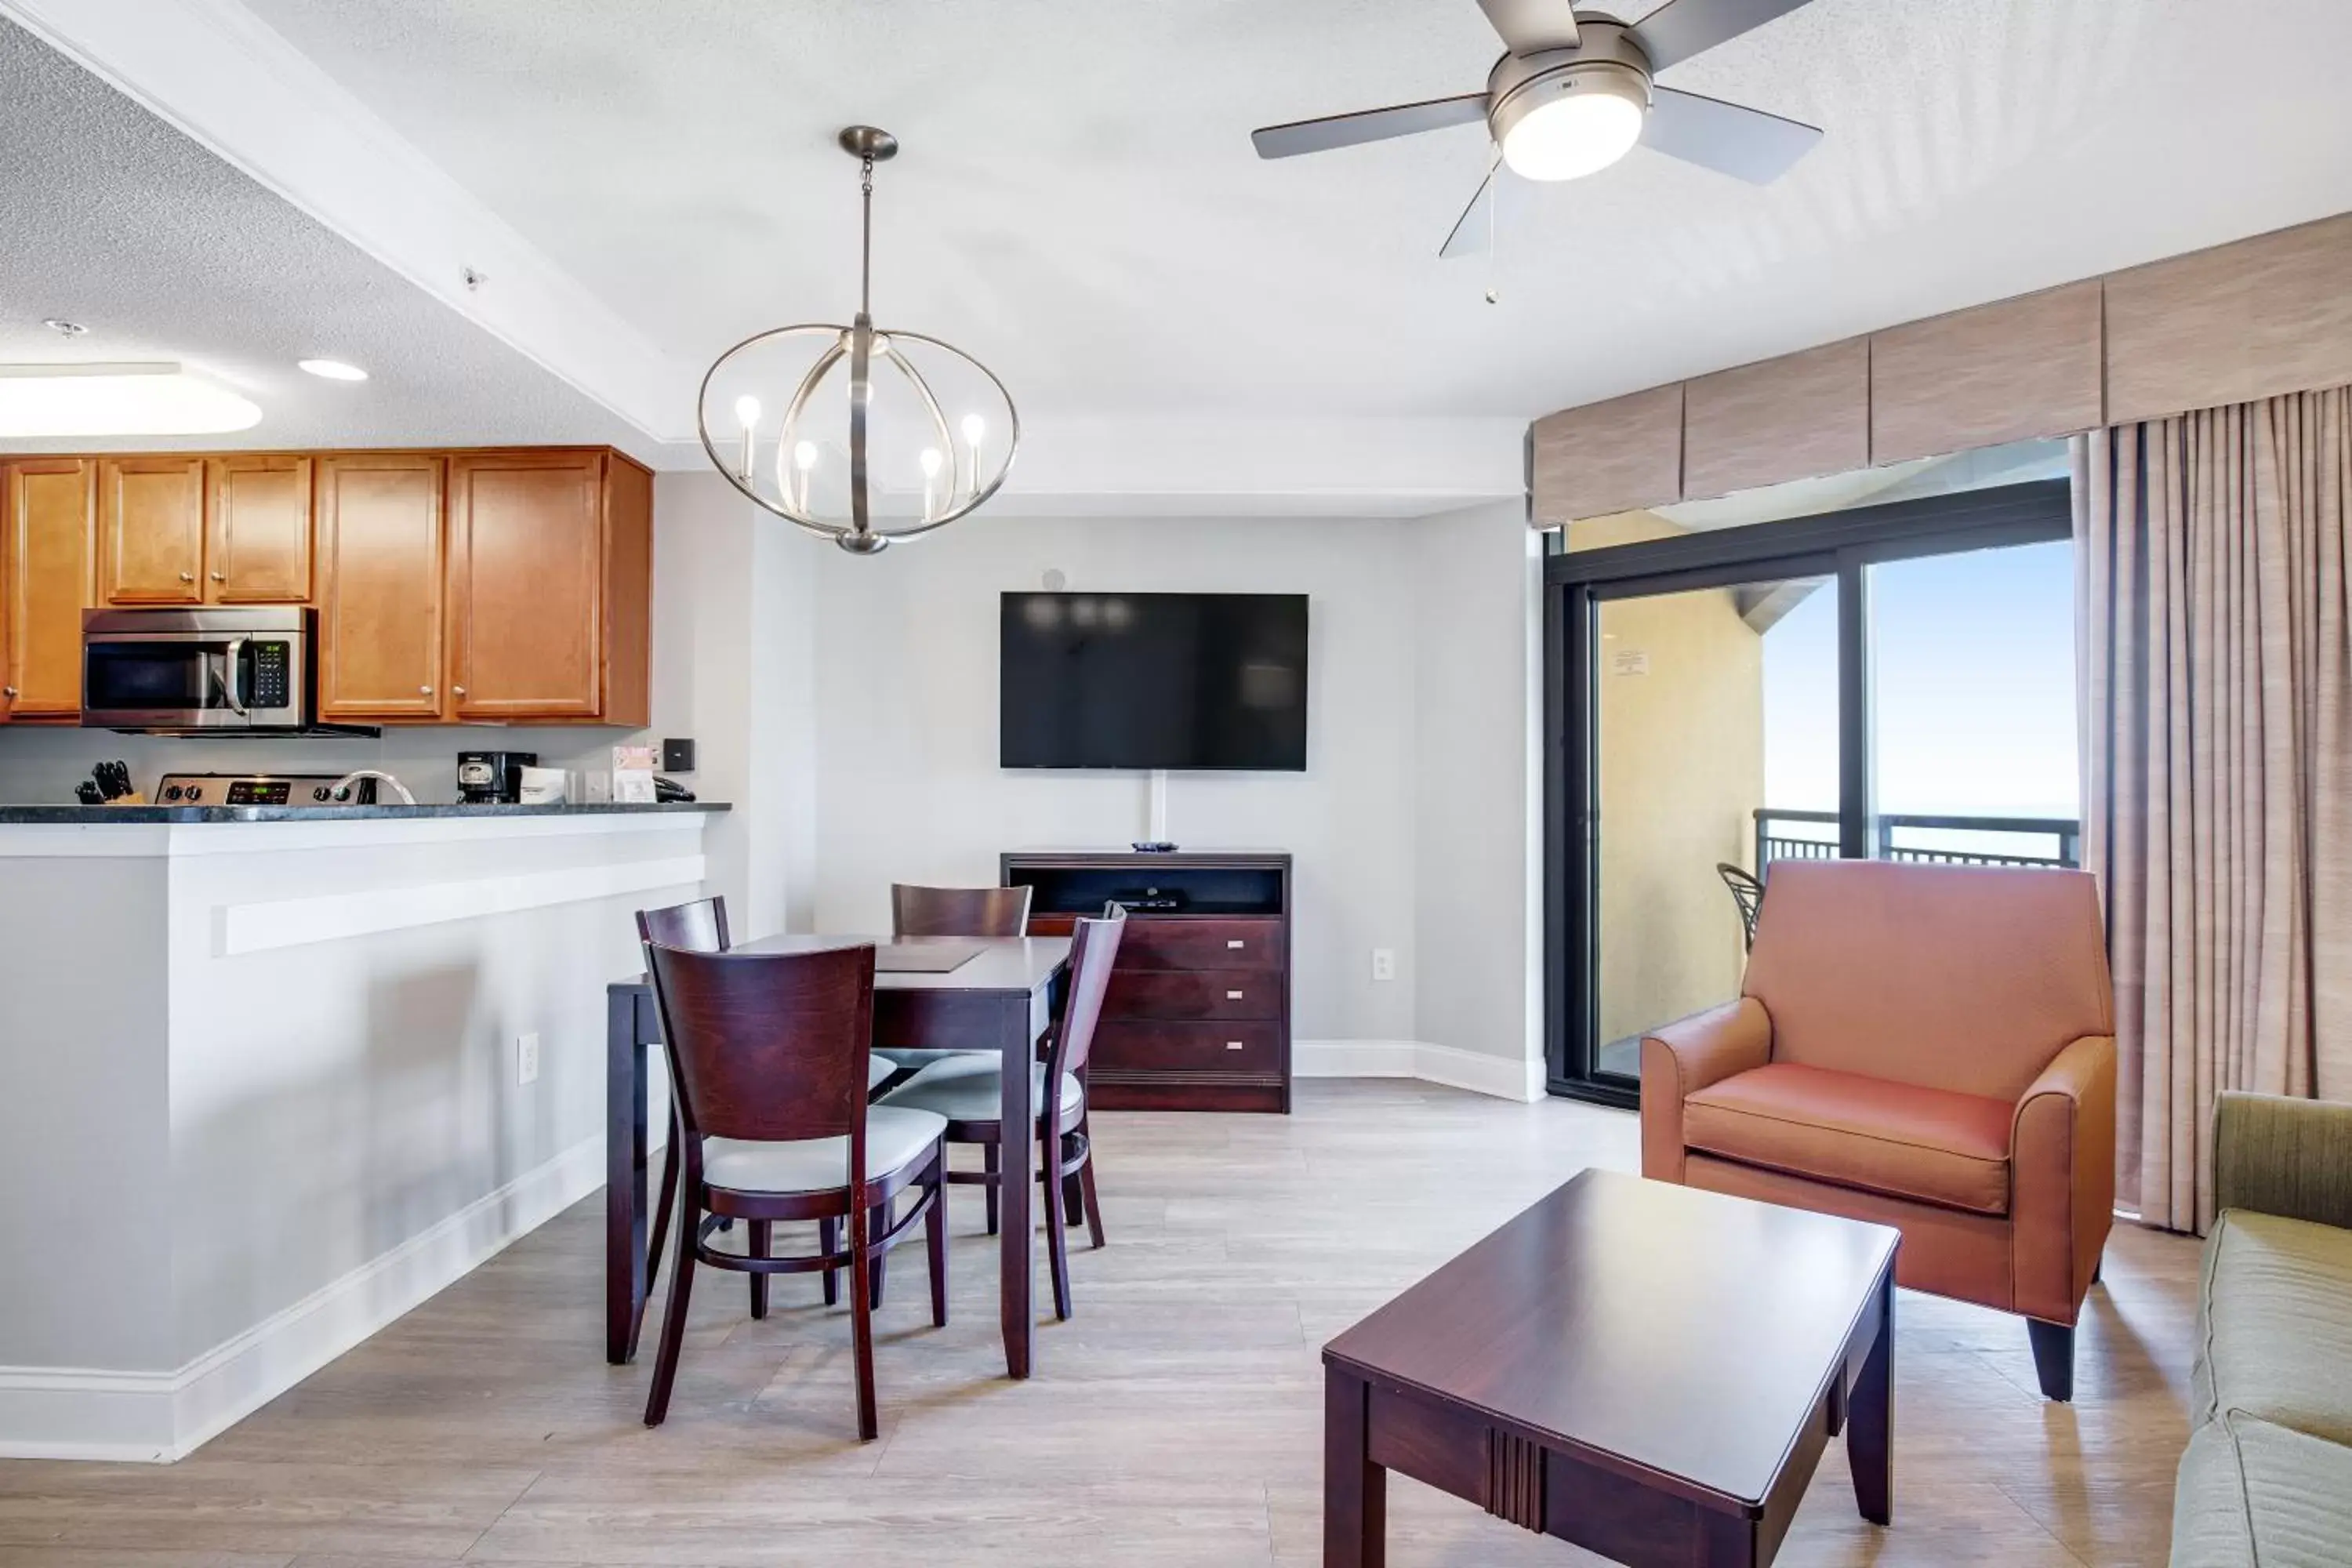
[1324,1366,1385,1567]
[1849,1269,1893,1526]
[604,984,651,1365]
[996,993,1036,1379]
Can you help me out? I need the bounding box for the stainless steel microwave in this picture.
[81,607,342,735]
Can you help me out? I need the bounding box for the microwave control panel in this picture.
[246,641,292,709]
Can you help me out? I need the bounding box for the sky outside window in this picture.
[1763,540,2078,821]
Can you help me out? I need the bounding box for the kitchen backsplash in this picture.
[0,724,655,806]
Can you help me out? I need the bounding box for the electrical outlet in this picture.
[1371,948,1396,982]
[517,1033,541,1086]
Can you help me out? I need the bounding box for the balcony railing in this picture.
[1754,808,2082,870]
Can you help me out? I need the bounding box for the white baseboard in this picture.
[1294,1039,1544,1103]
[0,1134,604,1463]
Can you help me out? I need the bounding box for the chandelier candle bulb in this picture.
[734,395,760,481]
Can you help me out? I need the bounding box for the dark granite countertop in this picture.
[0,801,729,825]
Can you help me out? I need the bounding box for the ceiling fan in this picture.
[1251,0,1825,258]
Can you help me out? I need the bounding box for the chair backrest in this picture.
[892,882,1033,938]
[1741,859,2114,1103]
[644,942,876,1145]
[637,895,730,955]
[1046,903,1127,1095]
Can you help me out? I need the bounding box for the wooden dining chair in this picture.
[640,940,949,1440]
[873,882,1037,1073]
[635,898,896,1329]
[879,904,1124,1321]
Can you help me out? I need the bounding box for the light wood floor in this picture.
[0,1081,2204,1566]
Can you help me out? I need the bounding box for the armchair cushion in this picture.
[1683,1062,2015,1216]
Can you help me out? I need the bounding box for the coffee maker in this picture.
[456,750,537,804]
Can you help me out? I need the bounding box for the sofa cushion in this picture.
[1683,1062,2013,1216]
[2172,1410,2352,1568]
[2194,1209,2352,1446]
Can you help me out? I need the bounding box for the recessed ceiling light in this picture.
[297,358,368,382]
[0,362,261,437]
[42,318,86,336]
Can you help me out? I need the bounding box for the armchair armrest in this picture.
[1639,998,1771,1183]
[2214,1091,2352,1231]
[2010,1033,2116,1324]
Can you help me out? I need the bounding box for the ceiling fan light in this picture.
[1495,62,1649,182]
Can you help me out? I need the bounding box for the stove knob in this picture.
[162,785,183,801]
[312,786,332,801]
[333,786,351,802]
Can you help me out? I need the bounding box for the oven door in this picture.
[81,632,307,731]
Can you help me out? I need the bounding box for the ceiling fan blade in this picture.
[1475,0,1581,54]
[1439,165,1497,260]
[1629,0,1816,72]
[1252,93,1490,159]
[1641,85,1822,183]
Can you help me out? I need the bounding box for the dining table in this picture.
[605,931,1071,1378]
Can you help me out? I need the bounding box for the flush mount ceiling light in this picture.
[297,358,368,382]
[0,362,260,437]
[1251,0,1825,257]
[696,125,1018,555]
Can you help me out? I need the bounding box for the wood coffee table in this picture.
[1323,1171,1899,1566]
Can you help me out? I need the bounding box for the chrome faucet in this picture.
[330,769,416,806]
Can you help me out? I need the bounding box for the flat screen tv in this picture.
[1000,591,1308,771]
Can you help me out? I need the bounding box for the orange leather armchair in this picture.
[1641,859,2115,1401]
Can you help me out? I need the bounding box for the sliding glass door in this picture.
[1544,482,2076,1105]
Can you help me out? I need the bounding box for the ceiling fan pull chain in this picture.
[1485,148,1503,304]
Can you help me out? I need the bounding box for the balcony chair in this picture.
[1641,858,2115,1400]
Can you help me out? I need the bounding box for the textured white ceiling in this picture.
[0,17,651,459]
[224,0,2352,425]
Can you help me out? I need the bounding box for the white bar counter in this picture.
[0,805,718,1460]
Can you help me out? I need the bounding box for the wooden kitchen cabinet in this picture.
[7,443,650,727]
[445,448,650,725]
[98,456,205,604]
[206,455,312,602]
[446,450,604,720]
[2,459,97,721]
[316,452,447,720]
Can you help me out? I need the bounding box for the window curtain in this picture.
[2074,386,2352,1233]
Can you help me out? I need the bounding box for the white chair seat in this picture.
[875,1046,993,1070]
[881,1057,1085,1126]
[868,1054,895,1091]
[702,1105,946,1196]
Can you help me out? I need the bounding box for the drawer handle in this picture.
[1226,1041,1246,1050]
[1226,939,1245,949]
[1226,989,1244,1000]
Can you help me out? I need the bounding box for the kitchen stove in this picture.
[155,772,383,807]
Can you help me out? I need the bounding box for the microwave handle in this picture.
[220,637,249,717]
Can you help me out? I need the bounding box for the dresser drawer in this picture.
[1120,916,1283,971]
[1107,967,1281,1020]
[1093,1020,1283,1076]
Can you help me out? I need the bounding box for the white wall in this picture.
[802,512,1423,1044]
[1410,503,1544,1083]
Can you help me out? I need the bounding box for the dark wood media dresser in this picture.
[1002,849,1292,1113]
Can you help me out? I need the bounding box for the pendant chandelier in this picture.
[696,126,1018,554]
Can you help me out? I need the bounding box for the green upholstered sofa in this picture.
[2171,1092,2352,1566]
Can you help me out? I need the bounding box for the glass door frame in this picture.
[1541,479,2074,1107]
